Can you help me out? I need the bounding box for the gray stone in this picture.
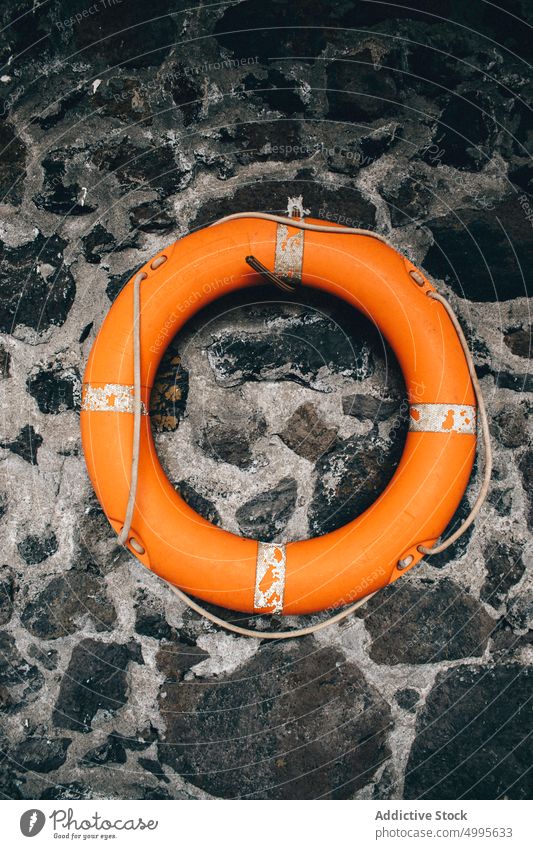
[278,402,337,461]
[236,477,297,540]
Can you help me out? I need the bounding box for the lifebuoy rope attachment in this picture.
[117,212,492,639]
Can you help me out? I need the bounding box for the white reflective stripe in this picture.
[409,403,476,434]
[254,542,286,613]
[274,224,304,283]
[81,383,148,414]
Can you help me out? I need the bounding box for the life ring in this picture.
[81,214,480,616]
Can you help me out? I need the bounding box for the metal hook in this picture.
[245,255,298,293]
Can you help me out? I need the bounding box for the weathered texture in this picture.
[0,0,531,801]
[157,640,392,799]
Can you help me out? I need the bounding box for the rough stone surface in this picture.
[360,578,496,665]
[53,639,142,733]
[0,0,531,801]
[404,665,532,799]
[157,640,392,799]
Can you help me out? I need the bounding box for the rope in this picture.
[168,584,377,640]
[417,291,493,555]
[117,212,491,639]
[117,271,145,546]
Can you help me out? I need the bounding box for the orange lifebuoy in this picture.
[81,215,477,616]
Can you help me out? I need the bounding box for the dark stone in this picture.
[157,639,392,799]
[40,782,86,800]
[214,0,329,61]
[221,120,307,167]
[130,201,175,234]
[11,736,71,773]
[175,480,221,527]
[53,639,142,733]
[0,566,15,626]
[360,122,402,161]
[424,492,475,568]
[0,684,14,711]
[481,542,526,608]
[380,175,432,227]
[395,688,420,712]
[423,198,533,300]
[165,63,203,125]
[92,77,153,122]
[491,404,528,448]
[0,232,75,333]
[1,425,43,465]
[504,326,531,358]
[404,664,533,799]
[70,0,177,68]
[21,570,117,639]
[135,609,172,641]
[0,121,26,205]
[491,370,533,393]
[326,50,399,123]
[92,136,186,198]
[207,310,374,390]
[150,349,189,432]
[106,267,138,302]
[192,180,376,232]
[79,322,93,343]
[0,345,10,378]
[17,529,58,565]
[506,591,533,634]
[138,757,169,783]
[432,92,493,171]
[487,486,513,517]
[278,403,337,462]
[82,225,117,264]
[156,638,209,682]
[82,736,127,767]
[361,578,495,664]
[198,411,267,468]
[342,394,401,421]
[0,630,43,690]
[28,645,58,670]
[27,365,81,414]
[32,87,86,131]
[33,151,96,215]
[308,427,405,536]
[242,69,305,114]
[236,477,297,541]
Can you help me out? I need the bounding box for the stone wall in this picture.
[0,0,531,800]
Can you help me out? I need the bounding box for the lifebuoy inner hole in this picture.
[150,285,408,543]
